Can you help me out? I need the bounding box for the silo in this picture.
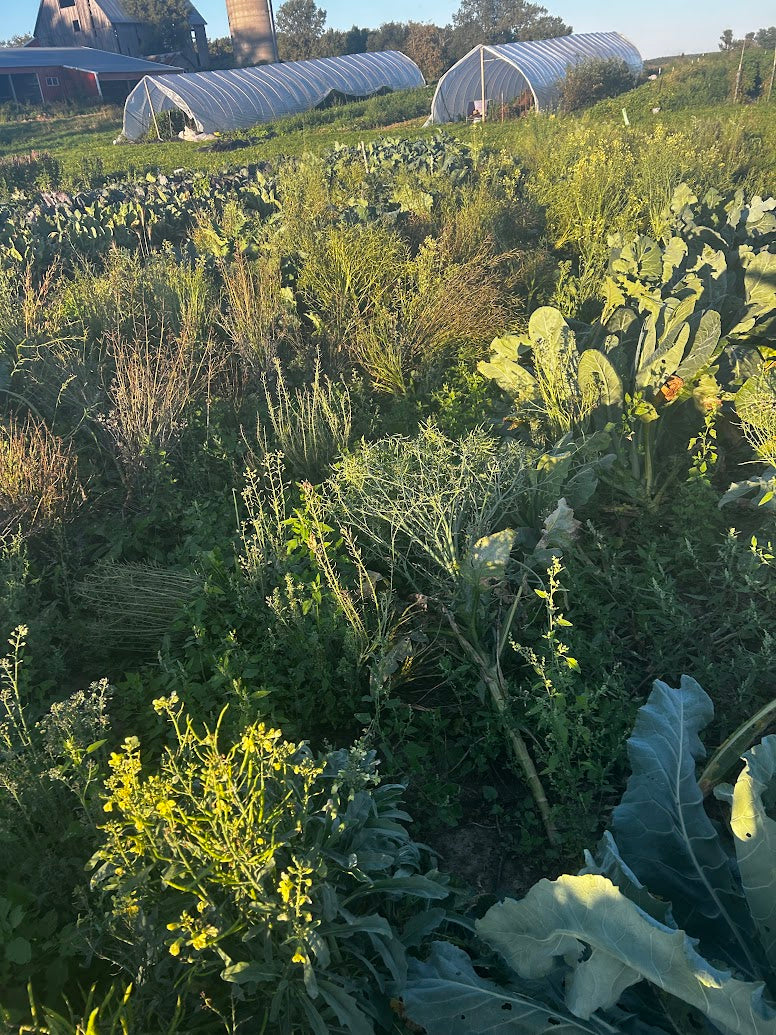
[226,0,278,66]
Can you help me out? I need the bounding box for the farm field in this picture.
[0,54,775,1033]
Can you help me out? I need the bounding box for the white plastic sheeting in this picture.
[122,50,424,141]
[429,32,642,123]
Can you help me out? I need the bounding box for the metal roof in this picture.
[94,0,206,26]
[430,31,643,122]
[92,0,139,23]
[0,47,183,74]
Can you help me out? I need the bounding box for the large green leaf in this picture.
[731,736,776,972]
[465,529,517,584]
[610,676,758,974]
[477,874,776,1034]
[403,941,624,1034]
[581,831,674,928]
[744,250,776,316]
[674,310,722,382]
[635,321,689,392]
[478,335,538,401]
[529,306,567,348]
[577,349,623,423]
[661,237,688,283]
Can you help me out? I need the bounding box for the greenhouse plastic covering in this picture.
[429,32,642,123]
[122,51,424,140]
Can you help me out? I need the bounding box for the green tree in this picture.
[315,24,368,57]
[404,22,448,82]
[367,21,410,53]
[122,0,192,52]
[276,0,327,61]
[560,57,637,112]
[207,36,235,69]
[755,26,776,48]
[719,28,735,50]
[449,0,571,61]
[0,33,32,47]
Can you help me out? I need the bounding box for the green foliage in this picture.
[450,0,571,57]
[276,0,327,61]
[121,0,193,53]
[0,166,278,272]
[479,184,776,502]
[561,58,637,113]
[405,676,776,1032]
[0,630,112,1017]
[325,425,615,844]
[90,699,450,1031]
[255,360,353,482]
[0,83,775,1029]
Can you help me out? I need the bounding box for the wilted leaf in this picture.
[466,529,516,583]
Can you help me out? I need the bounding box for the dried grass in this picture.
[0,415,83,538]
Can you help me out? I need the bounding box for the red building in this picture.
[0,47,182,105]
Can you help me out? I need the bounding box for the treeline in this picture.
[210,0,572,81]
[719,26,776,50]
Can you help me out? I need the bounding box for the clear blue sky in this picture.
[4,0,775,59]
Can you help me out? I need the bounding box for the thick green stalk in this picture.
[444,608,558,846]
[700,696,776,797]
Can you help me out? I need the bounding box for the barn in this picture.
[0,47,183,105]
[33,0,209,70]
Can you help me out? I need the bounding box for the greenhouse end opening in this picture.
[429,31,642,123]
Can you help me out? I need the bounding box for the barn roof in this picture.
[0,47,183,74]
[95,0,206,26]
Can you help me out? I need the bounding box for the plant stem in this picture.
[643,421,654,501]
[443,607,558,846]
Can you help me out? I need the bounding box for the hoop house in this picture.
[429,32,642,123]
[122,51,424,141]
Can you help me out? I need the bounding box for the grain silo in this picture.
[226,0,278,66]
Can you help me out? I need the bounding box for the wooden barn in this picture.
[32,0,209,69]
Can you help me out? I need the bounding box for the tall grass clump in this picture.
[0,415,83,539]
[255,359,352,481]
[298,223,409,357]
[351,239,511,394]
[101,326,210,490]
[219,250,297,389]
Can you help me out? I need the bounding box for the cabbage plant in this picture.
[404,676,776,1033]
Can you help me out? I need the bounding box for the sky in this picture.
[3,0,775,59]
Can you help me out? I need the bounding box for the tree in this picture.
[755,26,776,48]
[449,0,571,61]
[404,23,448,82]
[0,33,32,47]
[367,22,410,54]
[122,0,192,52]
[276,0,327,61]
[560,57,636,112]
[208,36,236,70]
[719,28,735,51]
